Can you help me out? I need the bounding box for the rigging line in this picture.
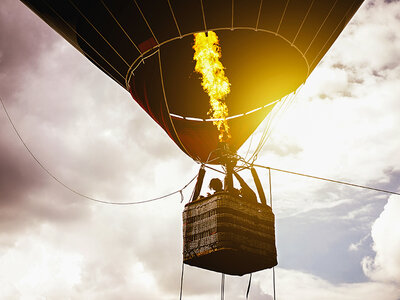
[204,164,225,175]
[255,0,263,30]
[246,96,287,163]
[204,156,222,165]
[231,0,234,30]
[243,131,255,162]
[133,0,159,45]
[309,0,358,67]
[292,0,316,45]
[250,84,304,164]
[252,95,291,153]
[252,164,400,196]
[304,0,339,55]
[273,267,276,300]
[179,262,185,300]
[269,167,273,208]
[41,0,125,81]
[246,273,252,299]
[255,98,285,148]
[0,96,198,205]
[246,105,276,162]
[67,0,130,66]
[267,92,297,142]
[269,167,276,300]
[99,0,141,54]
[276,0,290,34]
[221,274,224,300]
[205,148,220,164]
[167,0,182,37]
[200,0,207,32]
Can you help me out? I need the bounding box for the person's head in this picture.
[209,178,223,192]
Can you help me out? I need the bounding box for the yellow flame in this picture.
[193,31,231,142]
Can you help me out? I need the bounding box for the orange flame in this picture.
[193,31,231,142]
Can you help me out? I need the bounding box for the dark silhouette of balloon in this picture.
[21,0,364,163]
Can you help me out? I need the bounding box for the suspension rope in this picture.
[41,0,125,82]
[100,0,141,53]
[0,96,197,205]
[273,267,276,300]
[304,0,339,55]
[200,0,207,32]
[251,163,400,197]
[243,132,255,162]
[204,164,225,175]
[309,0,358,67]
[246,273,252,299]
[67,0,130,66]
[255,0,263,30]
[231,0,234,29]
[276,0,289,34]
[233,154,400,197]
[221,273,225,300]
[167,0,182,37]
[179,262,185,300]
[133,0,159,45]
[292,0,315,45]
[269,167,273,208]
[246,84,304,166]
[269,168,276,300]
[248,94,291,162]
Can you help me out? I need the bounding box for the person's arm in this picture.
[233,171,249,190]
[233,171,257,202]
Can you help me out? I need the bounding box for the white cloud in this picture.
[0,233,82,299]
[256,268,400,300]
[362,196,400,283]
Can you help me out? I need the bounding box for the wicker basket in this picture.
[182,192,277,276]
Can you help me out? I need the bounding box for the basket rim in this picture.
[185,191,271,210]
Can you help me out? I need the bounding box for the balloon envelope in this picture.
[21,0,364,163]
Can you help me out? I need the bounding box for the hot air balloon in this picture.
[21,0,364,276]
[21,0,364,163]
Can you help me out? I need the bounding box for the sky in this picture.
[0,0,400,299]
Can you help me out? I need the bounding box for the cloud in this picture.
[327,0,400,73]
[0,234,83,299]
[362,195,400,283]
[0,0,58,99]
[256,268,400,300]
[1,0,400,299]
[349,233,370,251]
